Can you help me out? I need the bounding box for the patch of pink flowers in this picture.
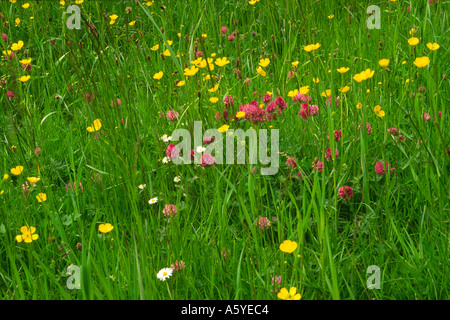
[286,157,297,168]
[375,161,395,176]
[257,217,271,230]
[312,159,324,172]
[201,153,216,167]
[166,144,181,160]
[171,260,185,271]
[357,122,372,135]
[337,186,353,200]
[325,148,339,162]
[270,275,282,294]
[163,204,177,218]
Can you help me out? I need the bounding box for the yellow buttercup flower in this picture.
[153,71,163,80]
[304,43,321,52]
[36,193,47,202]
[87,119,102,132]
[378,59,389,67]
[337,67,349,74]
[163,49,171,56]
[99,223,114,233]
[374,105,385,117]
[408,37,419,46]
[184,66,199,76]
[235,111,245,118]
[256,66,266,77]
[27,177,40,183]
[426,43,439,51]
[20,58,32,65]
[218,124,229,133]
[277,287,301,300]
[299,86,309,95]
[22,3,30,8]
[338,86,350,93]
[11,166,24,175]
[3,174,9,180]
[312,77,319,83]
[292,61,299,66]
[287,89,298,98]
[208,84,219,93]
[16,226,39,243]
[19,75,31,82]
[176,80,185,87]
[259,58,270,68]
[215,57,230,67]
[279,240,297,253]
[15,18,21,26]
[129,21,136,26]
[356,102,362,109]
[413,56,430,68]
[209,97,219,103]
[11,40,24,51]
[321,89,331,97]
[151,44,159,51]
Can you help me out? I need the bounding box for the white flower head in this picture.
[196,146,206,153]
[138,184,146,190]
[160,134,168,141]
[174,176,181,183]
[149,197,158,204]
[162,156,170,163]
[156,267,173,281]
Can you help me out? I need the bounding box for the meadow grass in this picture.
[0,0,448,300]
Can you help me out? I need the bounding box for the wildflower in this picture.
[353,69,375,82]
[201,154,216,167]
[221,26,229,35]
[304,43,321,52]
[337,67,349,73]
[257,217,271,230]
[129,21,136,26]
[171,260,185,271]
[99,223,114,233]
[277,287,301,300]
[218,124,229,133]
[3,174,9,180]
[423,113,430,122]
[223,95,234,107]
[203,136,215,144]
[357,122,372,135]
[157,268,173,281]
[215,57,230,67]
[426,43,440,51]
[279,240,297,253]
[327,130,342,142]
[259,58,270,67]
[286,157,297,168]
[312,77,319,83]
[149,197,158,205]
[375,161,394,176]
[166,110,179,121]
[271,275,282,293]
[87,119,102,132]
[10,166,24,175]
[163,204,177,218]
[387,127,400,136]
[166,144,181,160]
[210,97,219,103]
[325,148,339,162]
[337,186,353,200]
[27,177,40,184]
[208,84,219,92]
[7,91,14,98]
[16,226,38,243]
[256,66,267,77]
[228,34,235,41]
[292,61,299,66]
[196,146,206,153]
[374,105,385,117]
[413,56,430,68]
[20,58,32,65]
[339,86,350,93]
[379,59,389,67]
[153,71,163,80]
[173,176,181,183]
[408,37,419,46]
[162,156,170,164]
[312,159,323,172]
[36,193,47,202]
[19,75,30,82]
[15,18,21,27]
[184,66,199,76]
[151,44,159,51]
[138,184,146,190]
[236,111,246,118]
